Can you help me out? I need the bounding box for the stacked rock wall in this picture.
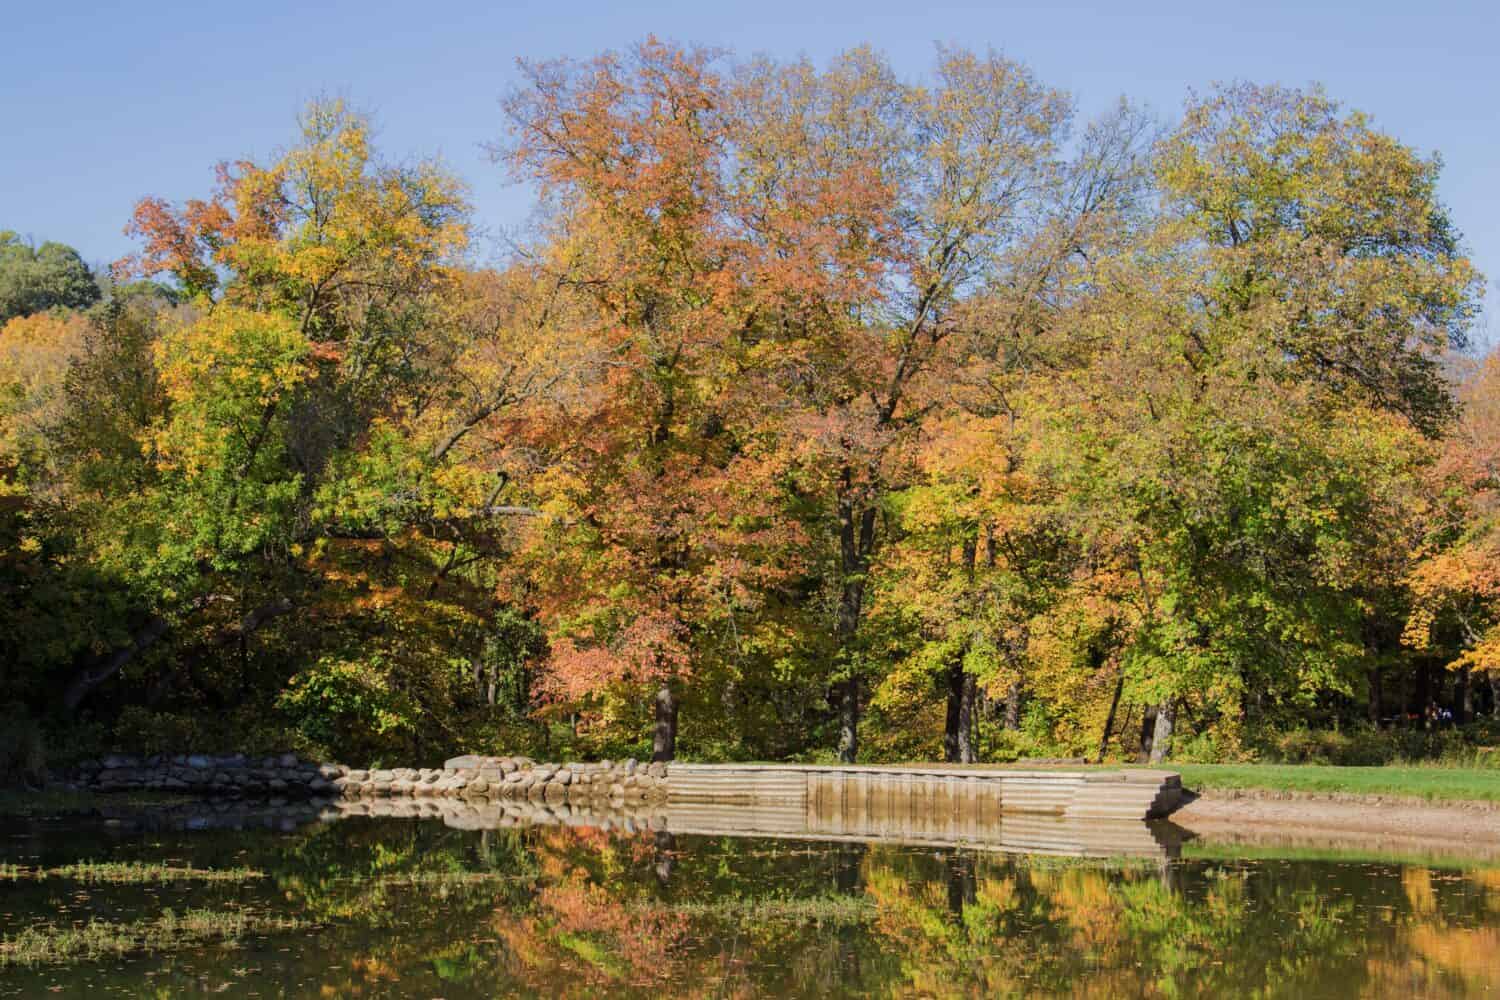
[73,754,343,796]
[71,753,670,807]
[333,755,669,807]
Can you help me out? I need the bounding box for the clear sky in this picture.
[3,0,1495,327]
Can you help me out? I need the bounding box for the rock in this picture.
[268,778,288,792]
[500,759,518,774]
[445,754,484,771]
[101,754,136,769]
[553,768,573,786]
[278,753,300,768]
[371,769,395,783]
[346,769,369,782]
[623,758,638,775]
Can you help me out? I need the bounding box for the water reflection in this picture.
[57,794,1188,860]
[1,801,1498,997]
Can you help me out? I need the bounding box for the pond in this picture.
[1,798,1498,997]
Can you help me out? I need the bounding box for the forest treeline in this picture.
[1,40,1495,771]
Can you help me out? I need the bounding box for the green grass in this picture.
[1169,763,1500,803]
[0,908,307,966]
[0,861,264,883]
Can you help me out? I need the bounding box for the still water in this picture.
[1,799,1498,997]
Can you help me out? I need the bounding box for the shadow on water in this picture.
[2,796,1499,997]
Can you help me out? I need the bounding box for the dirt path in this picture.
[1171,790,1500,860]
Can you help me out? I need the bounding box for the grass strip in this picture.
[0,861,264,883]
[1169,763,1500,803]
[0,908,307,967]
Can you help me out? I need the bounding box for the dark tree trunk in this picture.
[1003,682,1022,731]
[1458,666,1473,725]
[1148,700,1177,764]
[834,573,861,761]
[1491,672,1500,719]
[1367,667,1383,728]
[1137,705,1159,763]
[652,682,678,763]
[837,675,860,764]
[832,460,879,764]
[1097,672,1126,763]
[944,662,963,763]
[944,661,978,764]
[957,673,977,764]
[1415,661,1432,716]
[62,618,169,714]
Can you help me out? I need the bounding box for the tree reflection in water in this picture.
[1,811,1498,997]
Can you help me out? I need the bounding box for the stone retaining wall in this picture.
[73,753,344,796]
[70,753,670,808]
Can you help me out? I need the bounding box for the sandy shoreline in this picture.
[1171,789,1500,859]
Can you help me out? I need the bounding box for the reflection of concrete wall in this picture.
[330,797,1180,860]
[666,764,1183,822]
[88,794,1178,860]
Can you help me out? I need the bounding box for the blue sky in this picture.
[3,0,1495,328]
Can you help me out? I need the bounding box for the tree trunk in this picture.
[944,661,978,764]
[1367,667,1383,728]
[834,569,865,764]
[837,675,860,764]
[944,661,964,763]
[1459,666,1473,725]
[1097,673,1126,763]
[1491,672,1500,719]
[833,469,876,764]
[957,672,977,764]
[1148,700,1177,764]
[62,617,169,714]
[652,681,678,763]
[1137,705,1158,763]
[1003,682,1022,731]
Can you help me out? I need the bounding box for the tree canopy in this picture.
[0,44,1491,769]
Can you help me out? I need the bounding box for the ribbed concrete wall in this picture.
[666,764,1182,823]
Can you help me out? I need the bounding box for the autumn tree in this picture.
[500,39,809,759]
[726,46,1074,759]
[1046,84,1480,761]
[1406,349,1500,718]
